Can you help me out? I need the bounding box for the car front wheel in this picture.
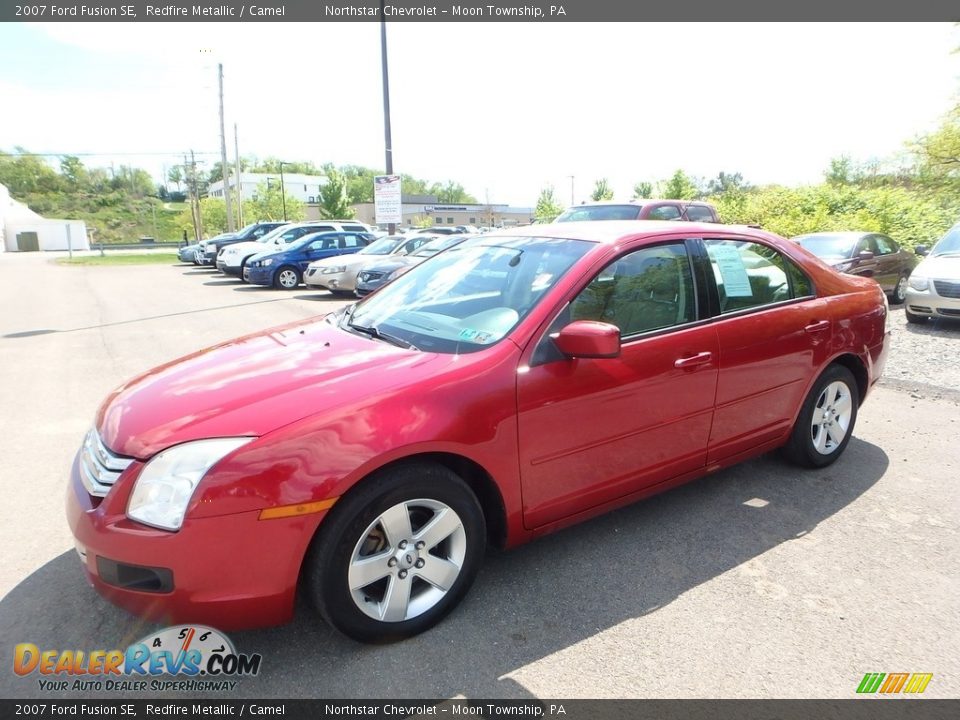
[304,464,486,643]
[274,266,302,290]
[783,364,859,468]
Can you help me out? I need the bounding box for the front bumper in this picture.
[65,452,323,630]
[220,261,243,276]
[245,265,274,286]
[305,268,352,291]
[905,284,960,319]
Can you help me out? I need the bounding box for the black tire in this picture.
[239,258,249,283]
[782,364,859,469]
[273,265,302,290]
[330,289,354,298]
[303,463,486,643]
[905,308,927,324]
[889,274,908,304]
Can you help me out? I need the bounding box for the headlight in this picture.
[262,258,274,267]
[908,275,929,291]
[322,265,346,274]
[832,261,855,273]
[127,438,255,531]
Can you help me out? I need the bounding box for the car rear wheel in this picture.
[889,275,908,304]
[303,463,486,643]
[274,266,302,290]
[782,364,859,468]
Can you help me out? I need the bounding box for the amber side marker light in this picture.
[259,497,339,520]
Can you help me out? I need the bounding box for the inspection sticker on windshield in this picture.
[459,328,479,340]
[710,244,753,297]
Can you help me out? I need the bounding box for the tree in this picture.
[632,181,653,200]
[167,165,184,191]
[659,169,699,200]
[430,180,478,204]
[825,156,854,186]
[913,107,960,185]
[706,171,750,195]
[316,168,354,219]
[591,178,614,201]
[245,182,304,222]
[534,186,564,222]
[60,156,87,188]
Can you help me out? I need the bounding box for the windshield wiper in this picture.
[346,320,418,350]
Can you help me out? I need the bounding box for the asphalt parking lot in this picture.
[0,251,957,700]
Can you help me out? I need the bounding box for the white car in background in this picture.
[905,222,960,323]
[304,234,432,296]
[217,220,373,279]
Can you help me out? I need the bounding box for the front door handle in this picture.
[674,351,713,369]
[804,320,830,334]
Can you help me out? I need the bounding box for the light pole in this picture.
[380,0,396,235]
[568,175,575,206]
[278,162,289,221]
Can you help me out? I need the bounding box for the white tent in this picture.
[0,183,89,252]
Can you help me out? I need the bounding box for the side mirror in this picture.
[915,245,929,256]
[555,321,621,359]
[857,250,875,261]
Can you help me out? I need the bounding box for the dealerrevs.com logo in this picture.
[14,626,262,692]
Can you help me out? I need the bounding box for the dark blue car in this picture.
[245,231,375,289]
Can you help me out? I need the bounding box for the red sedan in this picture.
[66,222,890,642]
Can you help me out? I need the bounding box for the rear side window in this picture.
[646,205,682,221]
[343,224,366,232]
[704,239,811,313]
[685,205,716,222]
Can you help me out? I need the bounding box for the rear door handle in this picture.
[804,320,830,334]
[674,352,713,369]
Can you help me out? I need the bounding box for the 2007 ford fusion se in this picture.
[67,222,889,642]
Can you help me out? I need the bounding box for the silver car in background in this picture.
[905,223,960,324]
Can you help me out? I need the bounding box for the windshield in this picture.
[359,236,404,255]
[235,223,258,236]
[932,224,960,256]
[795,234,858,258]
[344,236,592,354]
[412,235,468,258]
[555,205,642,222]
[254,224,293,244]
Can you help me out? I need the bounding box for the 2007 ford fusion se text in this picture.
[66,222,889,642]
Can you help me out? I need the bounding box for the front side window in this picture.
[569,243,696,337]
[345,237,592,354]
[874,235,897,255]
[705,239,810,313]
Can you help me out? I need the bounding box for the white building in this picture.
[1,183,89,252]
[208,172,328,204]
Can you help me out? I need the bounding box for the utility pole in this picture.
[218,63,235,233]
[380,1,396,236]
[234,123,244,227]
[568,175,575,206]
[189,150,203,243]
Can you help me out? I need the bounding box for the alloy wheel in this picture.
[810,380,852,455]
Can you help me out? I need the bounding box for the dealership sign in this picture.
[374,175,402,224]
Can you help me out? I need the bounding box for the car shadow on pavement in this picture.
[0,439,888,700]
[181,270,218,276]
[202,279,243,287]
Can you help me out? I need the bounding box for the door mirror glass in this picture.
[555,321,621,359]
[915,245,929,256]
[857,250,875,261]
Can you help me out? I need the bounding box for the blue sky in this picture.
[1,22,958,206]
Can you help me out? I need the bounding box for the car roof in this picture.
[571,199,714,207]
[481,220,768,245]
[793,231,871,239]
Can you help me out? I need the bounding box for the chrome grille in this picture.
[79,430,133,497]
[933,280,960,299]
[359,271,384,282]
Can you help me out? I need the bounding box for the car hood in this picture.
[96,317,446,459]
[916,254,960,280]
[222,240,272,256]
[307,252,367,270]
